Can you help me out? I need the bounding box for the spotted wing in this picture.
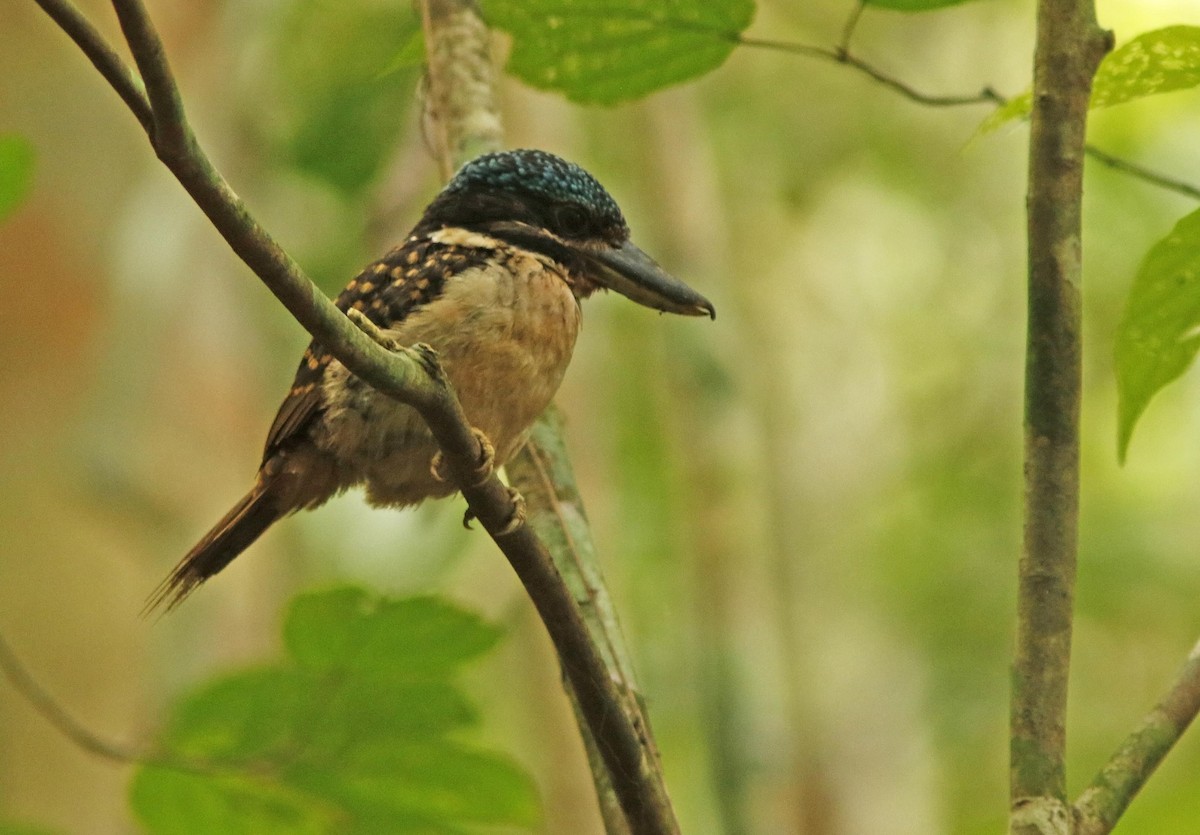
[261,237,488,460]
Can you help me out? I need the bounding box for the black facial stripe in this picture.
[469,222,589,274]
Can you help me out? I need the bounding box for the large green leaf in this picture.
[130,768,338,835]
[283,587,502,675]
[482,0,755,105]
[289,740,539,828]
[980,26,1200,133]
[130,588,537,834]
[1115,208,1200,461]
[0,135,35,222]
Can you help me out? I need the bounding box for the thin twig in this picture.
[0,630,141,764]
[110,0,186,148]
[734,35,1004,107]
[1083,144,1200,201]
[1073,637,1200,835]
[32,0,153,133]
[734,33,1200,200]
[838,1,866,55]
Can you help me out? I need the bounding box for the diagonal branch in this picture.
[34,1,679,833]
[733,34,1007,107]
[1083,143,1200,201]
[418,3,679,832]
[1073,637,1200,835]
[32,0,152,133]
[35,0,460,436]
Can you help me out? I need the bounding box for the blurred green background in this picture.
[3,0,1200,832]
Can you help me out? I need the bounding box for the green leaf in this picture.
[482,0,755,105]
[1092,25,1200,109]
[980,26,1200,133]
[0,135,35,222]
[289,740,540,828]
[864,0,979,10]
[131,589,533,833]
[1115,207,1200,461]
[163,668,310,761]
[283,586,502,676]
[272,2,423,195]
[976,91,1031,134]
[130,767,338,835]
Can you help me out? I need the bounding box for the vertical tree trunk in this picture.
[1011,2,1110,833]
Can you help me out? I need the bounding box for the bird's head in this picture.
[417,149,715,319]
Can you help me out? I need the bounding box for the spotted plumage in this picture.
[264,239,476,461]
[149,149,714,613]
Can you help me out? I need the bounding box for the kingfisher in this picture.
[148,149,715,612]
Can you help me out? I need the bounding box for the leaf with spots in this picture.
[1115,207,1200,462]
[481,0,755,105]
[1091,25,1200,109]
[980,26,1200,133]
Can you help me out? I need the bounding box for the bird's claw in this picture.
[347,308,403,352]
[462,486,526,536]
[346,315,443,382]
[430,427,495,487]
[404,342,443,378]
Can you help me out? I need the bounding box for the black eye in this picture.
[553,205,590,238]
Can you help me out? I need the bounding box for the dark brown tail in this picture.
[144,480,285,616]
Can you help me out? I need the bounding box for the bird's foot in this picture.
[348,313,446,382]
[462,486,526,536]
[430,427,495,487]
[347,308,402,352]
[403,342,444,380]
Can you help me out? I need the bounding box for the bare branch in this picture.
[1010,3,1110,833]
[1074,638,1200,835]
[734,33,1200,200]
[110,0,186,149]
[36,1,476,446]
[734,35,1004,107]
[507,409,669,832]
[0,630,140,764]
[1083,144,1200,201]
[32,0,153,133]
[838,1,866,55]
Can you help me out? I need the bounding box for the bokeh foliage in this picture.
[0,135,35,222]
[130,588,538,834]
